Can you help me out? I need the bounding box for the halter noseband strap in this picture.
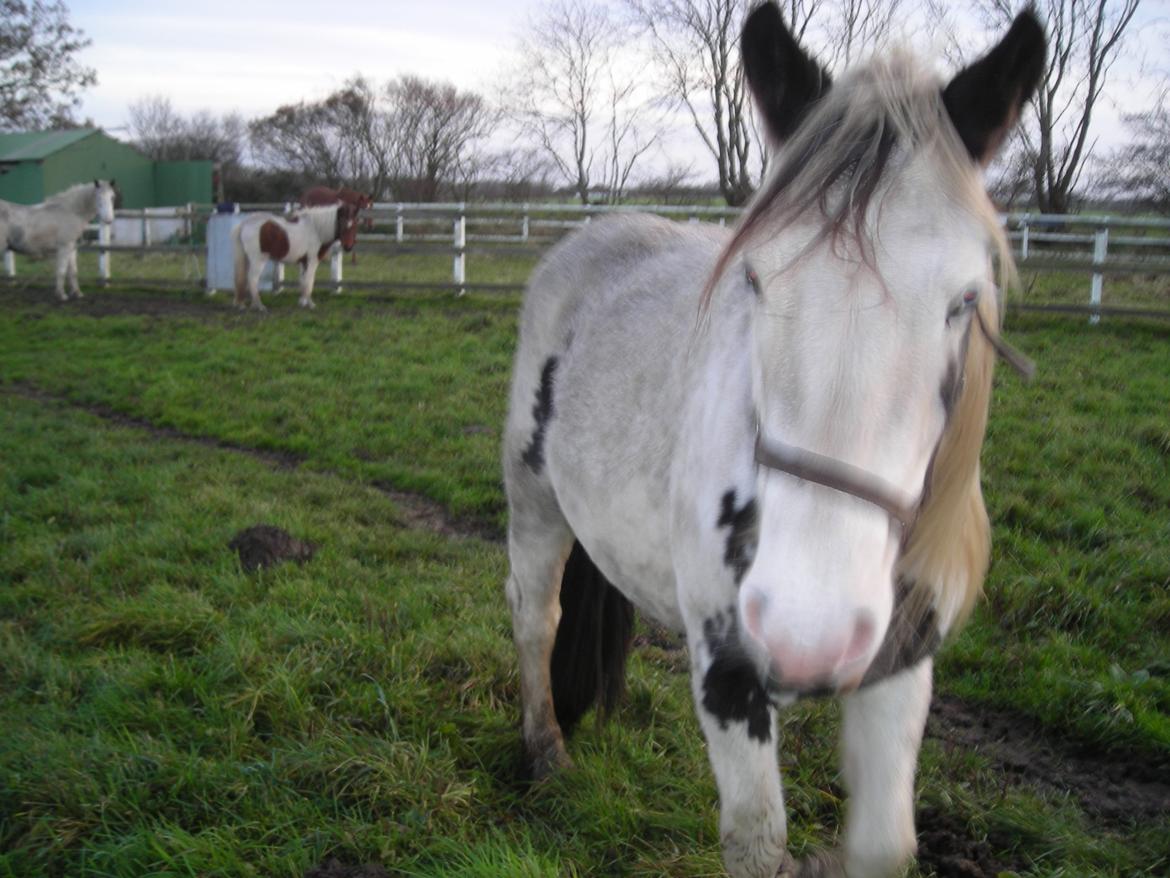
[754,432,920,531]
[753,312,1034,532]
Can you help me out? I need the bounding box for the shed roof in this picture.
[0,129,100,162]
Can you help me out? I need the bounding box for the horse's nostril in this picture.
[842,609,876,666]
[741,589,767,641]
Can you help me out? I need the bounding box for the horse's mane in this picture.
[43,182,99,213]
[705,50,1017,633]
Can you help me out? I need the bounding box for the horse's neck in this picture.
[48,186,95,218]
[308,209,335,243]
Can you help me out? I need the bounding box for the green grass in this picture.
[1,284,1168,876]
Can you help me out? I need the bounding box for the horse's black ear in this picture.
[93,178,99,187]
[741,1,831,145]
[943,11,1046,165]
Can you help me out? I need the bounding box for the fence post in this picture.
[453,203,466,296]
[1089,226,1108,325]
[98,223,111,285]
[521,203,530,242]
[4,249,15,279]
[1020,220,1030,261]
[396,204,404,243]
[330,243,343,294]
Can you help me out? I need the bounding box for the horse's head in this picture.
[93,179,116,224]
[719,3,1044,694]
[335,202,360,251]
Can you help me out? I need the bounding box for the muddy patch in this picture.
[229,524,316,571]
[928,694,1170,825]
[916,806,1021,878]
[370,480,502,543]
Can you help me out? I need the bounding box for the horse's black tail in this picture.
[550,540,635,737]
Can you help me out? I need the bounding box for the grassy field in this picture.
[1,275,1168,877]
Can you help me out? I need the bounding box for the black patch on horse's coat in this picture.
[700,606,772,743]
[521,356,558,474]
[550,540,635,736]
[717,490,758,585]
[860,577,942,687]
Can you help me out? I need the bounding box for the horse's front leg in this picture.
[299,257,317,309]
[689,623,791,878]
[68,248,82,298]
[837,660,933,878]
[53,248,70,301]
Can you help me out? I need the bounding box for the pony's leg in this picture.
[68,248,82,298]
[505,494,575,779]
[688,639,790,878]
[247,262,267,312]
[299,258,317,309]
[834,660,933,878]
[53,249,70,301]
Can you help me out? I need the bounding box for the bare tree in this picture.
[503,0,659,204]
[386,76,496,201]
[1095,92,1170,213]
[969,0,1141,213]
[624,0,756,205]
[0,0,96,130]
[249,77,397,197]
[624,0,903,206]
[129,96,249,200]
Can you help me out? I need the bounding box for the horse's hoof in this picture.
[299,300,315,310]
[72,291,84,299]
[772,852,799,876]
[522,741,573,782]
[792,850,845,877]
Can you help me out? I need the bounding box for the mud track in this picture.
[3,382,502,544]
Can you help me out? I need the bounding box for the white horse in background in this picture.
[231,203,359,312]
[0,180,117,301]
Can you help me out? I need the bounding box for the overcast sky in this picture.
[69,0,1169,179]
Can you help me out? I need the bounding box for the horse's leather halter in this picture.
[754,308,1034,533]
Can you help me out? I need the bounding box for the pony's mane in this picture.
[706,50,1018,633]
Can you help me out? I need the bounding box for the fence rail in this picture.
[4,202,1169,318]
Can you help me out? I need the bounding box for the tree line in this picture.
[3,0,1167,212]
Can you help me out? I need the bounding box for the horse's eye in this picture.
[745,266,762,297]
[946,288,980,325]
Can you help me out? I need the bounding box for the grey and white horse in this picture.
[503,5,1045,877]
[0,180,116,301]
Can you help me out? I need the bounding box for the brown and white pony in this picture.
[1,180,116,301]
[301,186,373,264]
[231,203,358,311]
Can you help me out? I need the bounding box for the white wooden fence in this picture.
[4,202,1169,318]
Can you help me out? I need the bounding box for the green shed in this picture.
[0,129,212,208]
